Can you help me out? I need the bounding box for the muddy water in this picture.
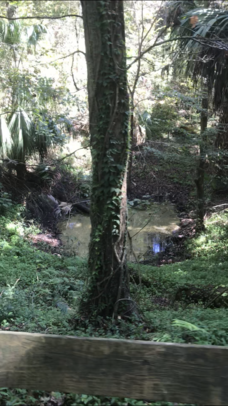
[58,202,179,261]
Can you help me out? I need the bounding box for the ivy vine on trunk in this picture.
[80,0,131,318]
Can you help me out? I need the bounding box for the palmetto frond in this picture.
[30,117,50,159]
[0,116,13,158]
[8,110,32,161]
[0,111,63,162]
[174,8,228,50]
[0,20,47,48]
[26,24,47,46]
[0,21,22,45]
[0,20,8,42]
[31,113,65,160]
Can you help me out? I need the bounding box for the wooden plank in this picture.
[0,332,227,405]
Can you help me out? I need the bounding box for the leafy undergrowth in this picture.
[0,388,195,406]
[0,206,228,405]
[131,210,228,345]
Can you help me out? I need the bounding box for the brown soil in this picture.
[29,233,60,247]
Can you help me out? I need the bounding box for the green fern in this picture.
[172,319,207,332]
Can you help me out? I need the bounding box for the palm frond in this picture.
[165,1,196,27]
[3,21,22,45]
[0,19,47,48]
[174,8,228,51]
[26,24,47,46]
[0,116,13,158]
[0,20,8,42]
[31,117,49,158]
[171,7,228,109]
[31,112,65,160]
[8,110,32,160]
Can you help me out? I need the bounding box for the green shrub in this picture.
[140,102,177,139]
[0,184,13,215]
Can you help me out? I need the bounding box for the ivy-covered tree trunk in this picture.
[81,0,130,318]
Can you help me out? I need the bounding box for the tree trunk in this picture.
[215,102,228,149]
[80,0,130,318]
[195,93,208,232]
[213,102,228,192]
[15,162,27,180]
[127,106,134,194]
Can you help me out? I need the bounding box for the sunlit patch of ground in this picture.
[28,233,60,247]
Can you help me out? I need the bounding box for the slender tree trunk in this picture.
[215,102,228,149]
[80,0,130,318]
[214,102,228,191]
[127,103,135,194]
[195,91,208,232]
[127,19,142,195]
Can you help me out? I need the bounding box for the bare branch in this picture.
[0,14,82,20]
[49,50,86,64]
[129,218,151,239]
[127,36,228,70]
[134,97,153,108]
[57,147,90,163]
[71,54,80,92]
[141,3,163,45]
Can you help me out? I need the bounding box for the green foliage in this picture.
[0,19,47,49]
[1,203,228,332]
[146,308,228,346]
[140,102,177,139]
[129,209,228,347]
[171,4,228,109]
[0,110,67,162]
[0,204,202,405]
[0,135,225,403]
[0,186,13,215]
[0,117,12,158]
[172,319,206,332]
[0,208,85,334]
[31,112,66,160]
[0,20,23,46]
[8,110,32,161]
[0,1,228,404]
[0,13,69,164]
[0,387,194,406]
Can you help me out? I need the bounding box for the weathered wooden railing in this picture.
[0,331,227,405]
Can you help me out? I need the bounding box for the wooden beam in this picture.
[0,331,227,405]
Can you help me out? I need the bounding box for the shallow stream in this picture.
[58,202,179,262]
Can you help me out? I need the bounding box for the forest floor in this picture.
[1,202,228,406]
[0,138,228,405]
